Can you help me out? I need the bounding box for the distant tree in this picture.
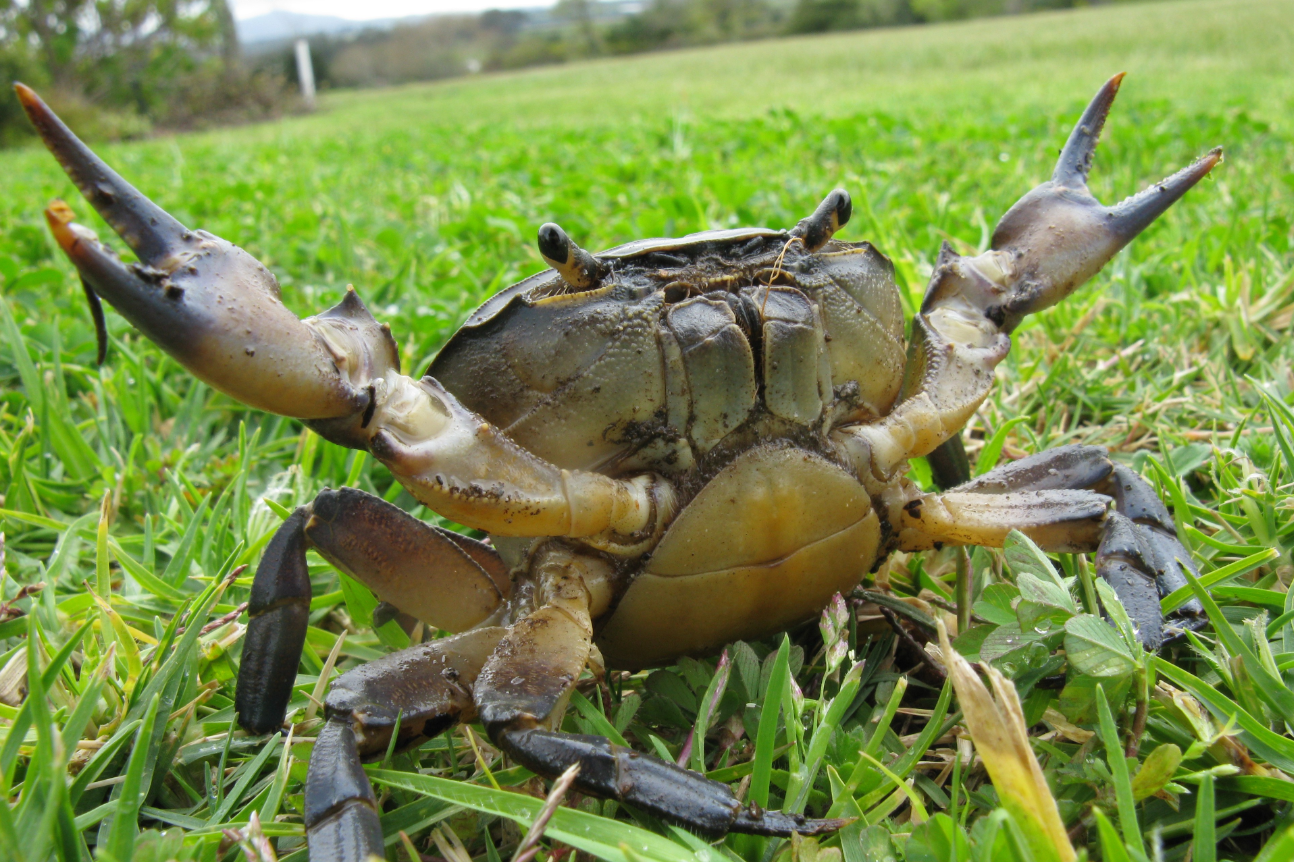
[787,0,917,32]
[1,0,282,144]
[554,0,604,56]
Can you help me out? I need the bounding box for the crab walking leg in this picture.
[894,445,1204,647]
[473,545,848,838]
[236,488,509,733]
[834,75,1221,483]
[955,446,1206,642]
[1093,461,1206,646]
[305,628,507,862]
[17,84,671,541]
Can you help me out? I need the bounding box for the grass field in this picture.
[3,0,1294,859]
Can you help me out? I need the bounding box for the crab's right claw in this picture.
[16,83,395,426]
[928,74,1222,332]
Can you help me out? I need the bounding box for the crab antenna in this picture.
[537,223,603,290]
[792,188,852,252]
[15,83,188,263]
[1052,73,1125,189]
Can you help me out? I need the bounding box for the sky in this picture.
[231,0,539,18]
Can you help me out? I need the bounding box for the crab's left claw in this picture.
[933,73,1222,332]
[838,75,1221,483]
[16,83,388,425]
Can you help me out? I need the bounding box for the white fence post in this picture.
[294,38,316,110]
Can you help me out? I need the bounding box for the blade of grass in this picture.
[368,769,694,862]
[1096,684,1143,856]
[1194,773,1216,862]
[790,659,864,813]
[103,692,161,862]
[750,635,789,810]
[570,690,629,747]
[1254,824,1294,862]
[1160,548,1278,615]
[1092,810,1133,862]
[210,734,282,825]
[1180,566,1294,720]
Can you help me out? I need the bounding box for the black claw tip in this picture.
[1105,147,1222,241]
[18,84,189,263]
[80,277,109,366]
[1053,72,1125,188]
[537,223,571,265]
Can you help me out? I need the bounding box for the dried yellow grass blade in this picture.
[937,620,1076,862]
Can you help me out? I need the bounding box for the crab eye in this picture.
[537,222,605,291]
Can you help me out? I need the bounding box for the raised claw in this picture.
[928,74,1222,332]
[17,83,394,422]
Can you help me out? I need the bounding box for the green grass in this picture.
[2,0,1294,859]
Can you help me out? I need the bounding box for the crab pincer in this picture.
[846,74,1218,646]
[16,83,390,426]
[928,73,1223,332]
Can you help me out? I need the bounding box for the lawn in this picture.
[2,0,1294,859]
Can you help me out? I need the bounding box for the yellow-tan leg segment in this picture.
[896,488,1108,553]
[893,445,1204,648]
[365,375,672,540]
[474,545,848,838]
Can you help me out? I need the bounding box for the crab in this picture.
[16,76,1220,861]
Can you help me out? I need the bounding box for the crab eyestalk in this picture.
[538,223,605,290]
[16,82,392,422]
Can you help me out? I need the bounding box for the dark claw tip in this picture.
[1053,72,1127,188]
[1105,145,1223,241]
[537,223,571,265]
[17,83,189,263]
[14,82,40,111]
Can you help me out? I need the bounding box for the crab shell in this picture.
[431,228,905,668]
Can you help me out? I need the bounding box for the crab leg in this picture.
[236,488,511,733]
[305,544,845,862]
[17,84,672,542]
[476,544,849,840]
[835,74,1221,482]
[893,445,1204,647]
[306,627,507,862]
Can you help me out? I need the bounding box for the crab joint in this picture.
[538,223,605,290]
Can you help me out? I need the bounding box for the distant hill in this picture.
[236,11,414,46]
